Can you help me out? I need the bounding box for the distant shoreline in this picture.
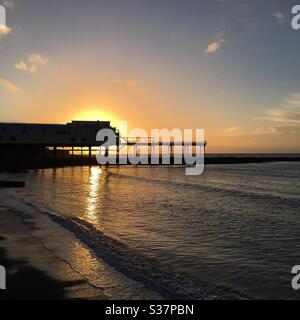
[206,153,300,157]
[1,154,300,172]
[205,155,300,165]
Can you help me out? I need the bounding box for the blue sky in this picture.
[1,0,300,152]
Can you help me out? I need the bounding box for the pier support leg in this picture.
[116,147,120,165]
[105,147,109,167]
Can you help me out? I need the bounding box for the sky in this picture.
[0,0,300,153]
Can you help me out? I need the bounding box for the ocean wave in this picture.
[107,171,300,207]
[24,200,248,300]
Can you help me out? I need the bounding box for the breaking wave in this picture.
[24,200,249,300]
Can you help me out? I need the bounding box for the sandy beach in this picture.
[0,206,107,300]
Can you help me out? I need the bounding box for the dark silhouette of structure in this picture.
[1,120,299,170]
[0,121,116,170]
[0,120,208,170]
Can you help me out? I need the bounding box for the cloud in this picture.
[273,10,285,23]
[0,78,22,94]
[15,53,49,74]
[15,61,28,71]
[205,37,225,54]
[223,127,244,136]
[250,127,278,135]
[0,25,11,37]
[2,0,14,9]
[222,126,278,137]
[113,78,138,89]
[262,92,300,124]
[28,53,49,66]
[265,109,300,124]
[112,78,149,92]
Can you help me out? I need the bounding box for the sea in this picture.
[1,161,300,300]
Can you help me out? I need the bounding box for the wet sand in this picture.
[0,208,107,300]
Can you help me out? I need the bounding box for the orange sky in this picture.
[1,0,300,153]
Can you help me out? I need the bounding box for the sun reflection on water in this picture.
[87,166,102,221]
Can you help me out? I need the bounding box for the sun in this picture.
[74,108,120,128]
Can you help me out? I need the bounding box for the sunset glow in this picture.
[74,109,120,128]
[1,0,300,304]
[0,0,300,153]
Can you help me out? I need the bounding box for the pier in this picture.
[0,121,206,170]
